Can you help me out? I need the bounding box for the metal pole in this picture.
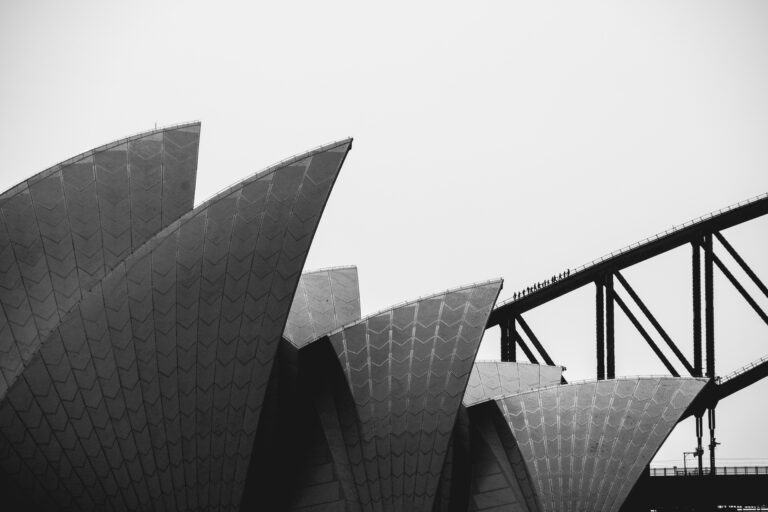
[596,280,605,380]
[501,316,516,362]
[696,414,704,474]
[708,407,717,474]
[606,274,615,379]
[692,241,702,377]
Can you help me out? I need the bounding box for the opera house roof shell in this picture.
[284,265,361,348]
[486,377,707,512]
[0,123,709,512]
[463,361,564,407]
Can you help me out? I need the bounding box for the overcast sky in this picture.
[1,0,767,468]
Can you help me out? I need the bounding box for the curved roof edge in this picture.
[198,138,352,210]
[0,121,201,203]
[473,358,566,368]
[493,374,710,399]
[320,277,504,340]
[299,264,358,275]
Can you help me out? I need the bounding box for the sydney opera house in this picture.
[0,122,708,511]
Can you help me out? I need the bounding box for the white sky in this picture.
[2,0,767,469]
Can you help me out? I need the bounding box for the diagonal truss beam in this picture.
[715,232,768,299]
[516,315,556,367]
[511,328,539,365]
[615,271,695,375]
[610,289,680,377]
[712,254,768,326]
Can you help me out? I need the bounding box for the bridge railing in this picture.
[650,466,768,477]
[720,353,768,383]
[497,191,768,307]
[571,192,768,275]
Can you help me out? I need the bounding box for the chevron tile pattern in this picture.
[324,280,503,511]
[464,362,563,408]
[496,377,708,512]
[284,266,361,348]
[0,136,352,511]
[0,123,200,402]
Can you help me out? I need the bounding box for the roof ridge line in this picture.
[1,121,202,201]
[197,138,353,209]
[300,264,358,275]
[320,277,504,339]
[472,359,564,368]
[493,374,710,400]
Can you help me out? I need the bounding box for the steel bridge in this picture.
[486,192,768,510]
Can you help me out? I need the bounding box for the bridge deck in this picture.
[489,192,768,325]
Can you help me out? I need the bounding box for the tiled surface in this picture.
[284,266,361,348]
[323,280,503,511]
[0,139,351,511]
[0,124,200,402]
[497,377,707,512]
[463,362,563,408]
[0,128,712,512]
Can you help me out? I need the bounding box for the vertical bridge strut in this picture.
[605,274,615,379]
[498,311,567,383]
[596,281,605,380]
[693,241,703,377]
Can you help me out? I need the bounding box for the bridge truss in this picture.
[487,193,768,479]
